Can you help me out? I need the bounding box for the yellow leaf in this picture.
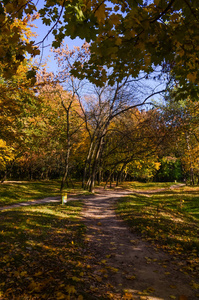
[66,285,76,294]
[56,292,66,299]
[72,276,81,282]
[101,259,107,264]
[191,281,199,289]
[126,275,136,280]
[187,72,197,83]
[95,3,106,24]
[20,271,27,277]
[170,285,177,289]
[28,281,37,291]
[34,271,43,276]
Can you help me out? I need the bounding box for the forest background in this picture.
[1,0,199,192]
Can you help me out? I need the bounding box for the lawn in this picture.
[1,180,199,298]
[0,180,90,207]
[0,201,88,299]
[116,182,199,276]
[0,180,97,299]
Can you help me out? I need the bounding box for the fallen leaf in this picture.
[126,275,136,280]
[56,292,66,299]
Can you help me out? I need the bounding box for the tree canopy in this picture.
[39,0,199,89]
[1,0,199,92]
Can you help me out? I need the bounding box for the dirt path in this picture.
[0,196,61,211]
[81,188,198,300]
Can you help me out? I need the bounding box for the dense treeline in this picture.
[1,62,199,189]
[1,1,199,190]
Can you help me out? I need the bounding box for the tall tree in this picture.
[0,61,38,181]
[52,42,166,191]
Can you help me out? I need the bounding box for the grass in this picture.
[0,180,100,299]
[0,180,91,207]
[120,181,175,190]
[116,182,199,275]
[1,180,199,298]
[0,201,89,299]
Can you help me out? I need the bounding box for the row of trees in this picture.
[1,43,199,190]
[1,1,199,190]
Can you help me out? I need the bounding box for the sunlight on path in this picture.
[81,189,197,300]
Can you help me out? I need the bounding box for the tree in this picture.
[0,1,39,79]
[0,60,39,181]
[1,1,199,92]
[37,0,199,92]
[154,96,199,184]
[51,41,167,191]
[101,108,162,184]
[35,70,86,188]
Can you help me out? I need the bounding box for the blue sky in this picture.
[29,1,165,103]
[31,5,84,73]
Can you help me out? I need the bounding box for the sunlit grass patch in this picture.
[116,184,199,275]
[120,181,174,190]
[0,180,91,207]
[0,180,61,206]
[0,201,88,299]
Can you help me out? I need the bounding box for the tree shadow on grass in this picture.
[0,202,88,299]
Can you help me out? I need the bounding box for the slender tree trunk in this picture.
[116,163,127,186]
[60,150,70,191]
[82,140,94,189]
[98,167,102,186]
[60,101,72,192]
[89,136,104,192]
[185,132,195,185]
[85,139,99,190]
[110,175,112,188]
[190,168,194,185]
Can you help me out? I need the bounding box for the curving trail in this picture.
[0,184,197,299]
[81,187,197,300]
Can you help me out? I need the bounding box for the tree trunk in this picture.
[89,136,104,192]
[190,168,194,185]
[60,100,72,192]
[82,140,94,189]
[116,163,127,186]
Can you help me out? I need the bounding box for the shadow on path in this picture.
[81,187,197,300]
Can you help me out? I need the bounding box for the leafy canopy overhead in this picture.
[1,0,199,92]
[38,0,199,89]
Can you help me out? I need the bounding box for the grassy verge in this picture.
[0,180,91,207]
[0,201,89,299]
[120,181,175,190]
[116,182,199,275]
